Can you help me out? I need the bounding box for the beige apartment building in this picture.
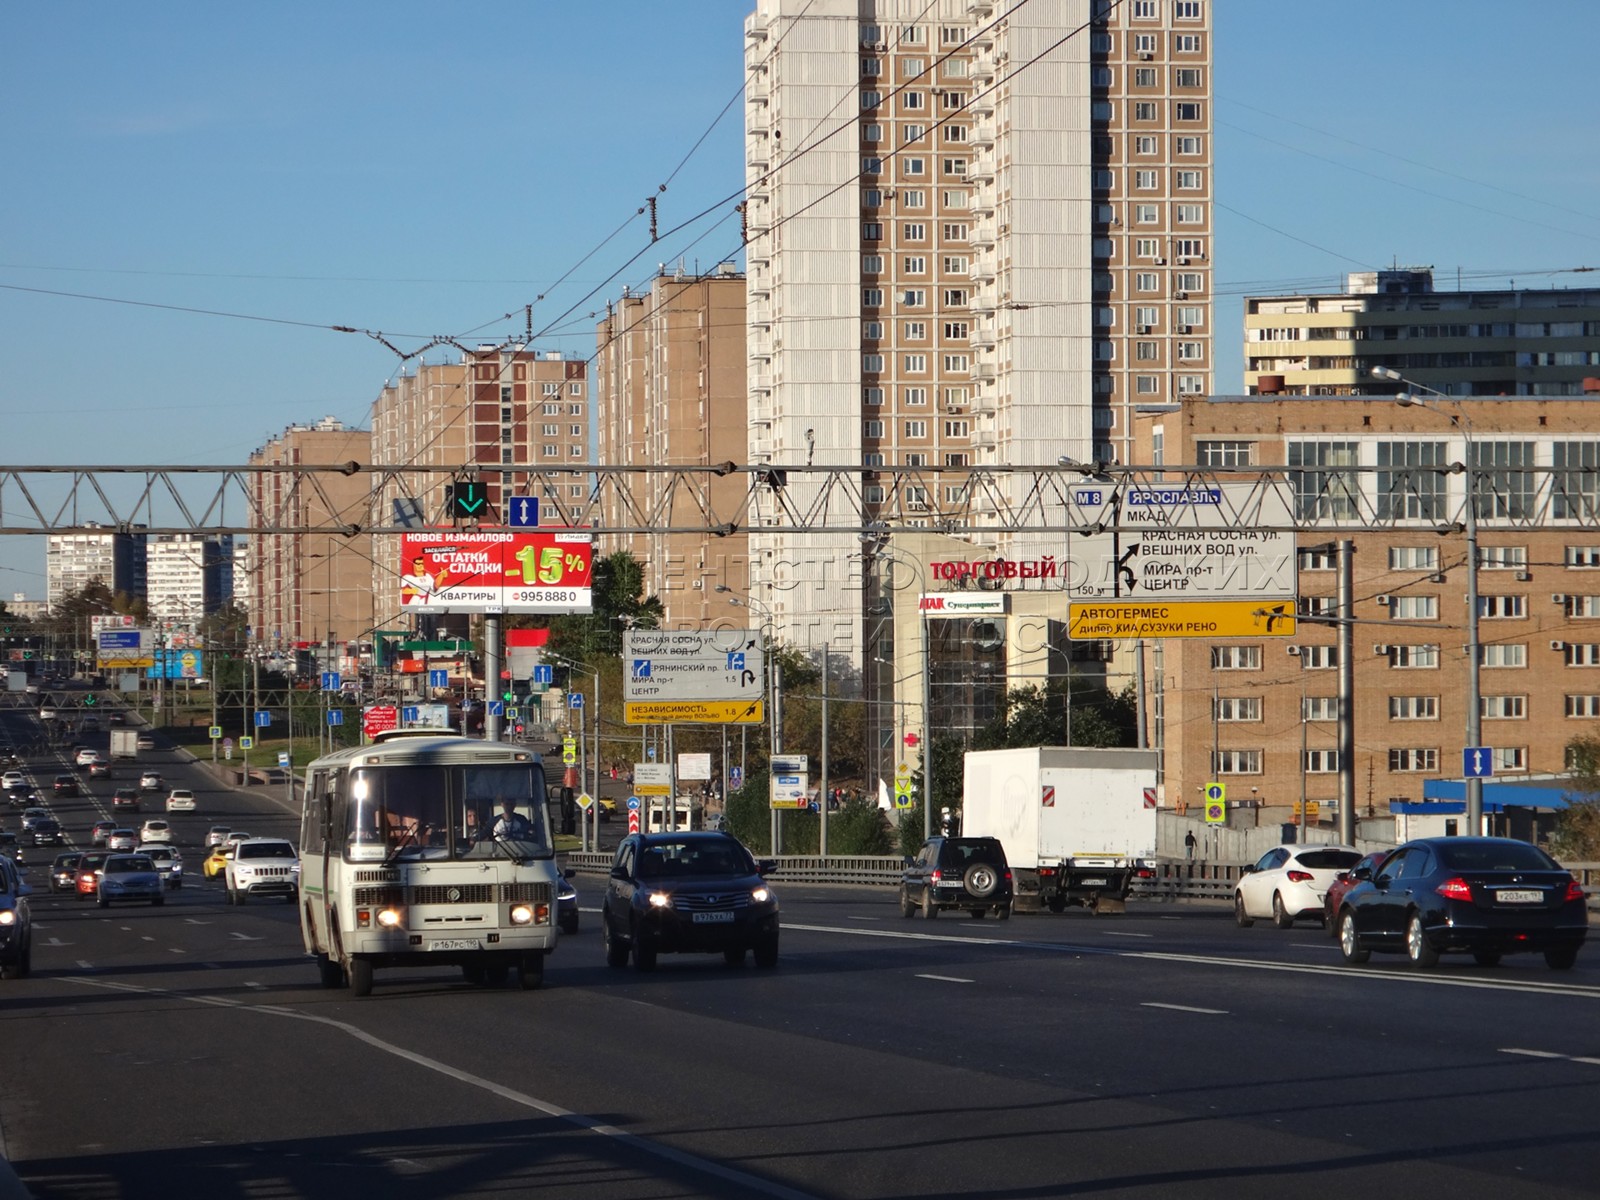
[594,265,750,626]
[368,346,589,623]
[1134,396,1600,829]
[247,418,373,653]
[743,0,1213,665]
[1246,268,1600,398]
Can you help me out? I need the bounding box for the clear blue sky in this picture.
[3,1,1596,600]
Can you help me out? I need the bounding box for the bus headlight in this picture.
[376,907,404,929]
[509,903,534,925]
[0,910,14,926]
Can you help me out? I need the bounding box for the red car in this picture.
[74,851,111,898]
[1323,850,1393,936]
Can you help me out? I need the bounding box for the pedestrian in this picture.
[1184,829,1197,861]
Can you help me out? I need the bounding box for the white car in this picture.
[225,837,300,904]
[75,749,101,768]
[0,771,24,791]
[137,843,184,888]
[1235,844,1365,929]
[139,771,164,792]
[136,734,156,751]
[106,828,138,852]
[204,825,232,848]
[139,819,173,845]
[165,789,196,813]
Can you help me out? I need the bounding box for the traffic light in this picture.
[83,692,95,705]
[448,478,488,520]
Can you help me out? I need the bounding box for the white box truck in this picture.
[109,728,140,760]
[962,747,1160,914]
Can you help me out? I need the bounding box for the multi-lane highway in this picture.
[2,701,1598,1199]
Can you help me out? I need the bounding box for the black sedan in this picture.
[52,775,78,797]
[0,853,32,978]
[27,817,63,847]
[601,832,779,971]
[1335,837,1588,970]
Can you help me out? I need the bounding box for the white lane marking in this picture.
[168,948,186,954]
[847,916,882,922]
[65,976,820,1200]
[244,981,266,990]
[75,960,92,969]
[1098,930,1154,938]
[142,936,155,942]
[1143,1002,1227,1015]
[1291,943,1332,950]
[782,922,1600,1000]
[43,938,73,947]
[184,919,213,925]
[229,932,263,941]
[916,973,974,984]
[1501,1048,1600,1066]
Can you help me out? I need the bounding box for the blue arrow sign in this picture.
[1463,747,1494,778]
[488,700,504,717]
[568,692,584,709]
[631,659,651,680]
[428,669,449,688]
[508,495,540,527]
[532,664,553,685]
[254,710,271,728]
[402,706,420,723]
[327,710,344,726]
[627,796,641,811]
[730,766,743,790]
[321,671,341,691]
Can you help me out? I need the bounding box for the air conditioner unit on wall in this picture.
[1175,291,1188,300]
[1139,51,1153,60]
[1286,646,1302,657]
[1551,640,1567,651]
[1176,257,1191,265]
[1374,644,1391,655]
[1375,595,1391,606]
[1154,257,1166,265]
[1553,594,1567,604]
[1136,324,1151,334]
[1516,571,1532,581]
[1177,324,1191,334]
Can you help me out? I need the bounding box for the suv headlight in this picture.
[646,891,672,909]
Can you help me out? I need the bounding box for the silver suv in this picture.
[224,838,300,905]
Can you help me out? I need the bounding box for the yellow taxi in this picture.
[202,844,232,879]
[598,796,618,822]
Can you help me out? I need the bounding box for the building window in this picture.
[942,157,967,177]
[1215,697,1261,722]
[903,255,928,274]
[1288,441,1360,520]
[1390,644,1439,669]
[1176,33,1203,52]
[1492,747,1527,771]
[1481,695,1527,719]
[1567,644,1600,666]
[1480,644,1527,668]
[902,157,926,177]
[902,124,926,144]
[943,386,969,406]
[1375,440,1448,521]
[863,321,883,340]
[1177,341,1204,361]
[943,353,970,371]
[943,284,970,303]
[903,354,927,372]
[943,321,969,339]
[943,419,969,437]
[1389,545,1439,571]
[1302,646,1338,670]
[1564,595,1600,618]
[863,222,884,240]
[1212,749,1262,775]
[1389,596,1437,621]
[903,320,927,340]
[1135,101,1158,121]
[1135,238,1160,258]
[1174,67,1203,88]
[1134,204,1158,224]
[903,386,928,406]
[1211,646,1261,670]
[1176,102,1202,121]
[1176,135,1203,154]
[542,424,559,438]
[1566,546,1600,568]
[904,420,927,438]
[863,420,885,438]
[863,386,884,406]
[1176,169,1202,189]
[1552,441,1600,519]
[1135,169,1158,190]
[1135,272,1158,292]
[901,189,927,207]
[1135,341,1159,362]
[902,289,927,307]
[864,288,884,307]
[1478,595,1527,619]
[862,254,884,273]
[1299,595,1336,618]
[1389,748,1439,772]
[861,58,881,79]
[1305,749,1340,774]
[862,158,883,176]
[1565,694,1600,717]
[1175,204,1204,224]
[1134,67,1157,88]
[1304,696,1339,721]
[1388,696,1439,720]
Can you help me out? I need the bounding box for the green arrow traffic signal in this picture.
[450,479,488,519]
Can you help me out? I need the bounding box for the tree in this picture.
[538,551,663,664]
[1552,735,1600,860]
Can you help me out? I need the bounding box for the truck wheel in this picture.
[517,953,544,990]
[963,864,999,899]
[1046,895,1066,914]
[317,954,344,988]
[349,958,374,997]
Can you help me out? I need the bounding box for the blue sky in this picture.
[2,1,1597,599]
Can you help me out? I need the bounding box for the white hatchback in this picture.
[1235,844,1364,929]
[139,819,173,845]
[165,789,196,813]
[75,749,100,768]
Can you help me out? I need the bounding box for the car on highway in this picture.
[1235,844,1364,930]
[79,716,99,733]
[204,825,232,849]
[74,748,99,768]
[107,712,125,726]
[96,853,164,907]
[6,784,38,808]
[597,796,617,822]
[225,838,300,904]
[135,734,156,751]
[1324,850,1394,936]
[0,771,24,791]
[202,844,231,879]
[223,831,252,849]
[899,835,1014,920]
[52,774,79,797]
[112,787,140,812]
[0,832,20,862]
[27,816,63,848]
[138,844,183,889]
[0,853,33,979]
[73,850,111,898]
[90,819,117,846]
[37,706,56,722]
[1335,836,1589,970]
[106,828,138,852]
[558,869,579,934]
[50,851,83,893]
[20,807,51,834]
[87,760,113,779]
[165,789,196,813]
[601,831,780,971]
[139,771,164,793]
[139,818,173,845]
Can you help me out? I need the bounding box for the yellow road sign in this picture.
[624,699,765,725]
[1293,801,1322,820]
[1205,800,1227,824]
[1068,599,1296,640]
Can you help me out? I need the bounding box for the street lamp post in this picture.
[1373,365,1483,834]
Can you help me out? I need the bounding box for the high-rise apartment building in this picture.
[145,533,233,625]
[247,418,372,654]
[594,265,750,626]
[743,0,1213,661]
[1245,269,1600,398]
[369,346,589,622]
[46,522,146,608]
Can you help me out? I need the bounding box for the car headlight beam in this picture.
[647,890,672,909]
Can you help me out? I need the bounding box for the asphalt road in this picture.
[4,701,1600,1198]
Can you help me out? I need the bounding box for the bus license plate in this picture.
[1496,890,1543,904]
[430,938,480,950]
[692,911,734,923]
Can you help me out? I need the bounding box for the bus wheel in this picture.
[518,954,544,990]
[316,954,344,989]
[484,963,510,987]
[349,958,373,997]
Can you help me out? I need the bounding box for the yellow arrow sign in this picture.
[624,700,765,725]
[1068,599,1296,640]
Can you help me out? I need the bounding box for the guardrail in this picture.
[565,853,1600,907]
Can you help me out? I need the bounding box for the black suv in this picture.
[900,836,1013,920]
[602,832,779,971]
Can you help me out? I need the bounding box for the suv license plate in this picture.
[1080,878,1108,887]
[1496,890,1543,904]
[430,938,480,951]
[692,911,734,923]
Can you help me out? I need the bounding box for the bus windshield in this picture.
[345,762,550,862]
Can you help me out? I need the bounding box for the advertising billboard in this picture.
[398,531,594,613]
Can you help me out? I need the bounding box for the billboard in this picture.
[97,627,155,669]
[145,649,205,680]
[398,531,593,613]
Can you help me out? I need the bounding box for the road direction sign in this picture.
[240,736,254,750]
[1463,747,1494,778]
[568,692,584,709]
[254,711,271,728]
[532,664,553,685]
[623,699,765,724]
[627,795,641,811]
[428,669,449,689]
[1204,782,1226,804]
[321,672,341,691]
[278,752,291,767]
[729,766,743,791]
[327,710,343,726]
[1068,599,1296,641]
[488,700,504,717]
[507,495,540,527]
[209,726,222,740]
[633,764,672,796]
[622,629,764,722]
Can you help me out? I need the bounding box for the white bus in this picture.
[298,730,562,996]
